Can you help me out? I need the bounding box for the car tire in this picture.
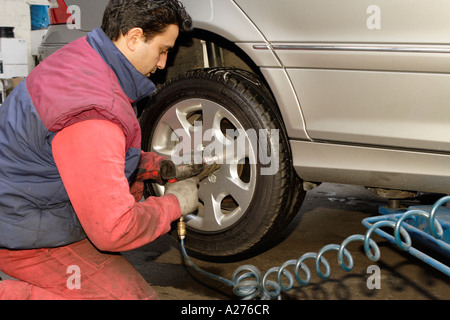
[140,68,305,260]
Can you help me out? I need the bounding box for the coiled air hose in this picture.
[178,196,449,300]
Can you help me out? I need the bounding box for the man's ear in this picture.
[124,27,145,52]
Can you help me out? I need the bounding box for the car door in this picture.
[234,0,450,152]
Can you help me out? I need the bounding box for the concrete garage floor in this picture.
[0,183,447,300]
[123,183,449,300]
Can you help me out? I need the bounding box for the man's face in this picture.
[131,24,179,77]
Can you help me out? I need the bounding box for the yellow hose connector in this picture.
[177,217,186,240]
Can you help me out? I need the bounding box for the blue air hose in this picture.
[178,196,450,300]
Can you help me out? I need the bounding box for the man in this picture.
[0,0,198,299]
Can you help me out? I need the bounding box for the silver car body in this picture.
[39,0,450,194]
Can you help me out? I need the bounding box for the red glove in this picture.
[130,151,166,202]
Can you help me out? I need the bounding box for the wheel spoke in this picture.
[162,107,191,140]
[152,100,204,159]
[197,192,225,231]
[193,162,255,231]
[200,100,223,131]
[215,170,253,208]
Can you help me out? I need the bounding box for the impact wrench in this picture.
[160,155,221,182]
[160,155,221,234]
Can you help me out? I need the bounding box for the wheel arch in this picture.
[149,28,299,151]
[143,27,306,186]
[143,28,310,144]
[153,28,263,84]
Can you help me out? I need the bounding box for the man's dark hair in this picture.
[101,0,192,42]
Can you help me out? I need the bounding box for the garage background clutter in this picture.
[0,0,49,105]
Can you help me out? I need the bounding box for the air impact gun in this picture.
[159,155,221,182]
[159,155,221,240]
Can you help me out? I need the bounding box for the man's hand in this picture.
[164,178,199,216]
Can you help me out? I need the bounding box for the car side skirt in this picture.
[291,140,450,194]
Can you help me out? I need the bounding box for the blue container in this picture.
[30,5,49,30]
